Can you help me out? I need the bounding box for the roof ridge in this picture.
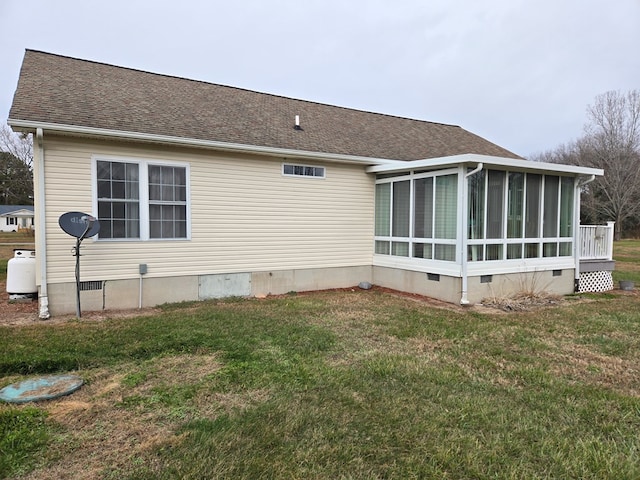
[24,49,461,130]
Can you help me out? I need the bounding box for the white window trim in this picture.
[282,162,326,179]
[91,155,191,242]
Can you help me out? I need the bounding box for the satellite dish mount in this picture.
[58,212,100,318]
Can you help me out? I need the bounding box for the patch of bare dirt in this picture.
[0,280,163,326]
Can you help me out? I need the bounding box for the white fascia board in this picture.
[366,153,604,177]
[7,119,398,167]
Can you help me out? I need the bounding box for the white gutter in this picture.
[35,128,50,319]
[460,163,484,305]
[574,174,596,291]
[7,119,398,167]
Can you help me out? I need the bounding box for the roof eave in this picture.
[366,153,604,176]
[8,119,398,167]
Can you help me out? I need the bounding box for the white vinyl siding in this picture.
[40,137,374,284]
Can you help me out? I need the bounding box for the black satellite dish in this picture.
[58,211,100,239]
[58,212,101,318]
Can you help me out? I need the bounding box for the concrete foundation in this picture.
[43,265,577,315]
[44,265,373,315]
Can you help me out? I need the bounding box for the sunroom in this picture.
[367,154,605,305]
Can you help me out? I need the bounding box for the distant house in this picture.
[8,50,605,318]
[0,205,34,232]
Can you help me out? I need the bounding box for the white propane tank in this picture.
[6,250,37,297]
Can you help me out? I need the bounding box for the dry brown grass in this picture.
[18,353,267,480]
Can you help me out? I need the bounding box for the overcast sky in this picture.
[1,0,638,157]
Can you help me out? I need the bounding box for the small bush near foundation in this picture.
[481,291,563,311]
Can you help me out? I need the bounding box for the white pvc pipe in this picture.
[35,128,50,319]
[460,163,484,304]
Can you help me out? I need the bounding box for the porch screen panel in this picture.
[435,174,457,239]
[467,170,485,239]
[392,180,410,237]
[375,183,391,236]
[559,177,574,237]
[507,172,524,238]
[414,177,433,238]
[525,174,541,238]
[543,175,559,238]
[486,170,505,239]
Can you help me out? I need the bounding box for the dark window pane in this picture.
[468,245,483,261]
[112,220,126,238]
[468,170,485,239]
[525,243,539,258]
[507,172,524,238]
[98,201,111,219]
[149,184,161,201]
[543,242,557,257]
[112,202,125,219]
[414,177,433,238]
[97,180,111,198]
[525,174,541,238]
[175,221,187,238]
[486,170,505,239]
[112,181,126,199]
[111,162,125,180]
[434,244,456,261]
[175,168,186,185]
[543,176,559,238]
[161,220,173,238]
[101,221,112,238]
[392,180,410,237]
[507,244,522,259]
[149,204,162,221]
[375,241,390,254]
[150,221,161,239]
[126,163,139,181]
[97,161,110,180]
[486,244,503,260]
[162,185,173,201]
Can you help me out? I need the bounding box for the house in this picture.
[0,205,34,232]
[8,50,606,318]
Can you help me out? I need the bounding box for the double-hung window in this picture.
[95,157,189,240]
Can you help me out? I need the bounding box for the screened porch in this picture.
[367,154,605,303]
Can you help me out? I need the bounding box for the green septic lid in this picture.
[0,375,83,403]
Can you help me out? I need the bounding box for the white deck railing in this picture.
[579,221,615,260]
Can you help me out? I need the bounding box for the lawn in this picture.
[0,231,35,281]
[0,245,639,479]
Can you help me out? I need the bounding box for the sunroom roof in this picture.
[366,154,604,177]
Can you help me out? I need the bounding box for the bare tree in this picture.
[0,123,33,168]
[0,151,33,204]
[0,123,34,205]
[578,90,640,239]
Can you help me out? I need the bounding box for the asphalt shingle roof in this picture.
[9,50,521,161]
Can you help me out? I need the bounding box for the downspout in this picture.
[573,174,595,292]
[461,163,483,305]
[35,128,50,319]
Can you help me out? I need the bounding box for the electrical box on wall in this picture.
[139,264,147,275]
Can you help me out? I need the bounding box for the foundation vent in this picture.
[79,280,104,291]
